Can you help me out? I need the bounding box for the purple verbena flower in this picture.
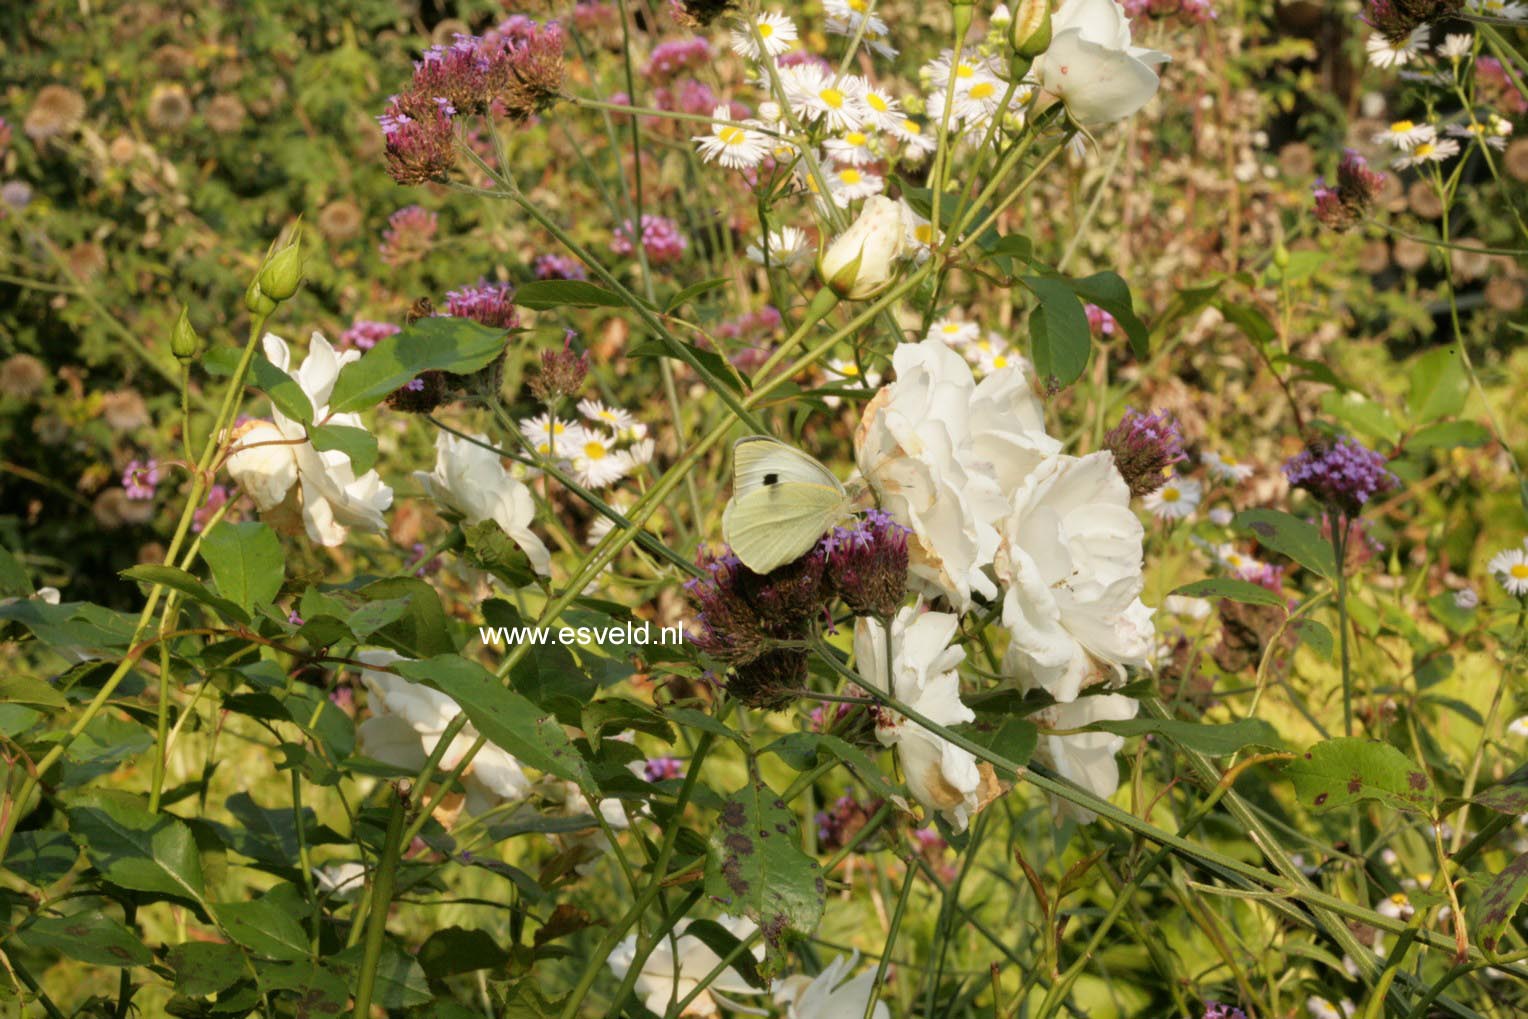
[611,214,688,266]
[340,319,402,351]
[533,253,588,281]
[823,510,910,618]
[122,459,159,501]
[445,279,519,330]
[1282,435,1399,515]
[643,756,685,781]
[379,96,457,186]
[1104,408,1187,498]
[645,38,712,82]
[379,205,438,266]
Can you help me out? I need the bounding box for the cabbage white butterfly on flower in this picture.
[721,436,861,574]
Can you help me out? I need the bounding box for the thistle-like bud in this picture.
[1104,408,1187,498]
[530,332,590,404]
[258,234,305,302]
[171,305,201,363]
[1008,0,1052,59]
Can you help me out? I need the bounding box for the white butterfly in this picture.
[720,436,859,574]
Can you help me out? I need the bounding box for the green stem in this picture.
[1332,512,1355,737]
[866,860,918,1019]
[351,789,407,1019]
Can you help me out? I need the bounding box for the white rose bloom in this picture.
[855,340,1008,612]
[355,650,531,815]
[967,362,1062,497]
[1031,689,1139,823]
[855,604,993,832]
[312,861,367,900]
[773,952,889,1019]
[818,195,912,300]
[997,452,1153,702]
[413,431,552,577]
[224,332,392,547]
[1035,0,1169,126]
[607,916,768,1017]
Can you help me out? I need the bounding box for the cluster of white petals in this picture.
[225,333,393,547]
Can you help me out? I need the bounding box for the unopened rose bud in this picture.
[171,304,201,363]
[1008,0,1052,58]
[244,278,277,316]
[258,235,305,301]
[817,196,911,301]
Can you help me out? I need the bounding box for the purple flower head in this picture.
[533,253,588,281]
[1362,0,1462,44]
[340,319,402,352]
[483,18,566,121]
[611,214,688,266]
[1104,408,1187,498]
[379,96,457,186]
[1203,1004,1249,1019]
[193,484,230,533]
[123,459,160,501]
[1085,303,1117,336]
[643,756,685,782]
[379,205,438,265]
[822,510,910,618]
[531,333,590,403]
[410,542,443,578]
[1283,435,1399,516]
[645,38,712,82]
[445,279,518,330]
[411,36,494,115]
[1314,150,1385,232]
[288,608,305,626]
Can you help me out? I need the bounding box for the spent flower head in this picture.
[823,510,911,619]
[1104,408,1188,498]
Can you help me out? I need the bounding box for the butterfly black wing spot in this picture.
[763,472,779,486]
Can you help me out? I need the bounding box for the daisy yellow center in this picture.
[1391,120,1414,133]
[992,354,1009,368]
[969,81,996,100]
[902,119,922,134]
[845,131,867,145]
[841,363,860,376]
[941,323,962,335]
[1221,454,1239,466]
[1227,554,1244,567]
[1467,122,1485,134]
[598,411,619,423]
[849,0,867,11]
[1162,487,1181,503]
[956,64,974,80]
[758,23,774,38]
[583,441,608,460]
[1511,563,1528,580]
[1414,142,1436,157]
[1390,893,1409,906]
[718,125,747,145]
[867,93,888,112]
[820,88,845,109]
[914,224,933,243]
[838,167,862,184]
[536,442,552,455]
[550,422,566,434]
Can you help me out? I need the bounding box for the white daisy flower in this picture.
[1212,542,1265,577]
[826,163,884,205]
[923,48,996,96]
[826,355,881,388]
[586,501,628,547]
[1208,506,1234,526]
[693,105,769,170]
[730,11,798,61]
[963,333,1009,368]
[577,399,637,434]
[824,130,878,166]
[1489,546,1528,595]
[521,413,580,459]
[860,86,904,132]
[898,198,940,255]
[1392,137,1461,169]
[746,225,814,266]
[1307,997,1356,1019]
[1377,892,1415,920]
[972,337,1022,376]
[927,71,1008,130]
[1372,119,1436,149]
[825,0,897,59]
[1447,118,1510,151]
[1468,0,1528,19]
[1367,26,1429,68]
[891,116,937,159]
[1144,476,1202,520]
[624,438,656,467]
[570,429,631,489]
[927,317,980,347]
[1203,450,1255,482]
[1506,715,1528,737]
[1436,33,1474,61]
[781,65,868,132]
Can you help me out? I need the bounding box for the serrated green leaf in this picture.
[201,521,284,616]
[357,577,457,658]
[328,317,507,414]
[214,895,309,961]
[169,941,247,997]
[0,673,68,710]
[1089,717,1282,756]
[1024,275,1091,387]
[399,655,595,790]
[1170,577,1286,608]
[1473,852,1528,954]
[21,910,153,967]
[1284,738,1435,814]
[704,771,826,943]
[67,792,206,904]
[1235,508,1337,579]
[4,830,78,886]
[308,422,378,474]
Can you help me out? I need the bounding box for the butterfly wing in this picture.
[723,437,850,573]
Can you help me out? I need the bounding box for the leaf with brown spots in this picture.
[1471,851,1528,955]
[703,770,826,950]
[1284,738,1436,815]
